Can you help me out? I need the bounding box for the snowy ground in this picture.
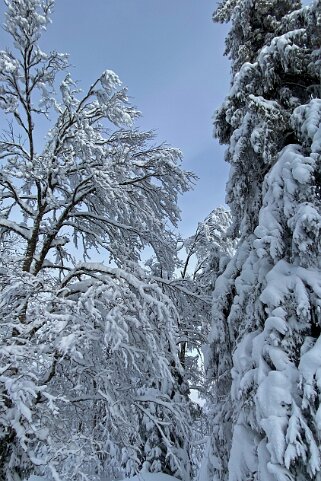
[27,473,179,481]
[119,475,179,481]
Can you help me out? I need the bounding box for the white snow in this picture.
[27,473,180,481]
[118,474,179,481]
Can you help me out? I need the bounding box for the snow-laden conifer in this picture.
[206,1,321,480]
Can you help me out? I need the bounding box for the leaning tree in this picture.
[0,1,194,480]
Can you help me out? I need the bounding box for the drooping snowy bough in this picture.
[0,1,194,480]
[204,1,321,480]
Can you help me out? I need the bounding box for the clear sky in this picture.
[0,0,230,237]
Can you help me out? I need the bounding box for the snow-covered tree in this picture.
[174,206,234,393]
[0,1,194,480]
[152,207,233,477]
[183,207,234,291]
[205,1,321,480]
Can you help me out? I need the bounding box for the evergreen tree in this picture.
[181,207,235,478]
[0,1,194,480]
[146,207,234,479]
[179,206,235,402]
[183,207,234,292]
[206,1,321,480]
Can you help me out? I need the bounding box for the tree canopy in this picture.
[0,1,195,480]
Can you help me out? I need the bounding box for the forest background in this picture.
[1,0,320,481]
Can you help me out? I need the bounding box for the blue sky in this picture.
[0,0,230,237]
